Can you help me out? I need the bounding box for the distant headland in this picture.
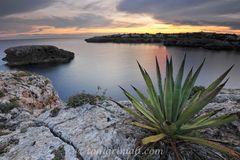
[85,32,240,51]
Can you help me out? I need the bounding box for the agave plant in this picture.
[114,55,240,159]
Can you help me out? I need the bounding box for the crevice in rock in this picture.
[35,120,84,160]
[50,116,78,128]
[96,104,116,114]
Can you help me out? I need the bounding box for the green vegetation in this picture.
[12,71,32,78]
[114,56,240,159]
[51,145,65,160]
[12,71,33,82]
[0,99,20,113]
[190,86,205,98]
[67,87,107,107]
[0,90,5,98]
[50,107,61,117]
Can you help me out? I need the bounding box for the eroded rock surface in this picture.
[37,102,143,160]
[1,95,238,160]
[0,71,62,115]
[0,126,79,160]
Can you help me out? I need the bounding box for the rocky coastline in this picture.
[2,45,74,66]
[85,32,240,51]
[0,71,239,160]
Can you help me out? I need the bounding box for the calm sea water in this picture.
[0,37,240,101]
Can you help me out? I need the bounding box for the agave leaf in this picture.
[131,85,163,121]
[180,59,205,113]
[120,87,161,124]
[131,121,159,132]
[169,57,175,91]
[112,100,148,122]
[188,90,202,105]
[177,135,240,159]
[112,100,159,128]
[142,133,166,145]
[172,55,186,121]
[181,114,238,131]
[137,62,165,121]
[176,81,226,127]
[189,108,224,125]
[164,57,173,121]
[144,70,164,117]
[202,65,234,95]
[178,68,193,117]
[156,57,165,117]
[131,85,152,108]
[182,67,193,92]
[191,58,205,84]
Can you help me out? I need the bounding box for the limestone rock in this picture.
[0,126,79,160]
[37,98,240,160]
[37,102,143,160]
[0,71,62,115]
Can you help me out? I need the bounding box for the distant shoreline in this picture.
[85,32,240,51]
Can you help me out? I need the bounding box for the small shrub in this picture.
[51,145,65,160]
[12,71,32,78]
[190,86,205,98]
[67,87,108,108]
[50,107,61,117]
[67,93,104,107]
[12,71,33,82]
[0,100,20,113]
[0,90,5,98]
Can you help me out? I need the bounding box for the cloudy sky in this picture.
[1,0,240,38]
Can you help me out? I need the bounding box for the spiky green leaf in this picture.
[172,55,186,121]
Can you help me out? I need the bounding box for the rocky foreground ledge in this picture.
[2,45,74,66]
[0,71,239,160]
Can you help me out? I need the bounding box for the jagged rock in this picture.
[0,126,79,160]
[0,97,239,159]
[36,97,239,160]
[37,102,144,160]
[2,45,74,66]
[0,71,62,115]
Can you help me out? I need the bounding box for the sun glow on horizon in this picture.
[1,24,240,39]
[30,24,240,36]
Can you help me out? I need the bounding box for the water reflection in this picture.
[0,38,239,101]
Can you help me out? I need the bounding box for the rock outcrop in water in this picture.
[85,32,240,51]
[0,71,239,160]
[2,45,74,66]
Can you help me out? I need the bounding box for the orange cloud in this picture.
[31,24,240,36]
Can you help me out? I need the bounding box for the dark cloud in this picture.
[0,14,112,33]
[117,0,240,29]
[0,0,55,17]
[31,14,112,28]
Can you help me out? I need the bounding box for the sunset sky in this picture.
[1,0,240,39]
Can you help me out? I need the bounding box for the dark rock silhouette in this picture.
[2,45,74,66]
[85,32,240,51]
